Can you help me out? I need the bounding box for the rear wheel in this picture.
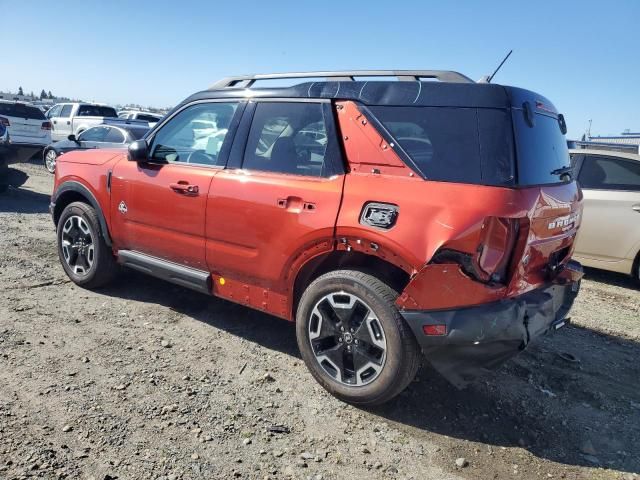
[57,202,118,288]
[296,270,421,406]
[44,149,57,174]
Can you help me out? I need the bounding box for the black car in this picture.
[43,122,149,173]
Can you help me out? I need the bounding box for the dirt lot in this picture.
[1,161,639,480]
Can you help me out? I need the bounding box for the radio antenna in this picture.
[487,50,513,83]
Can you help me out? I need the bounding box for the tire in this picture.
[296,270,421,406]
[57,201,118,288]
[44,149,57,174]
[0,160,8,193]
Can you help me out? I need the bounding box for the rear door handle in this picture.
[170,182,199,196]
[277,196,313,213]
[632,204,640,213]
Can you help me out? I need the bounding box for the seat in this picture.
[269,137,297,174]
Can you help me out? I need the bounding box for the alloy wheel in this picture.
[45,150,57,173]
[308,292,387,386]
[61,215,95,276]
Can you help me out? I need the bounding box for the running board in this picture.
[117,250,211,295]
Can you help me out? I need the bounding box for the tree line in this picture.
[16,86,55,100]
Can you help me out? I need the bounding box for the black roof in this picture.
[174,70,558,116]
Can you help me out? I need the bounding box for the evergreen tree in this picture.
[47,91,53,99]
[18,86,24,96]
[40,89,47,100]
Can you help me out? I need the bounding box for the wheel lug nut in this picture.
[350,328,354,333]
[340,326,345,332]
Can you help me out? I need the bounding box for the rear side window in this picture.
[370,106,514,185]
[79,126,109,142]
[77,105,118,117]
[578,155,640,191]
[0,103,46,120]
[243,102,329,177]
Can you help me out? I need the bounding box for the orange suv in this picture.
[50,71,583,405]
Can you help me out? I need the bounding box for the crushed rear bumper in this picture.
[400,260,583,387]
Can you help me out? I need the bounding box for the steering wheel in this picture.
[186,150,215,165]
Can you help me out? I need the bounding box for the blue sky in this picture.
[2,0,638,138]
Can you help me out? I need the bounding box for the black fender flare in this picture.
[51,180,112,246]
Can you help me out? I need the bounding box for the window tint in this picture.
[513,111,570,185]
[137,114,160,122]
[79,126,109,142]
[126,127,149,140]
[77,105,118,117]
[243,102,329,177]
[150,102,238,165]
[578,156,640,191]
[0,102,46,120]
[104,127,125,143]
[59,105,73,118]
[371,106,514,185]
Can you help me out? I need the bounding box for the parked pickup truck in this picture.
[47,103,118,142]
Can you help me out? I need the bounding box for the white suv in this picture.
[570,148,640,281]
[0,100,52,163]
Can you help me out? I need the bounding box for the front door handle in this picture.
[632,204,640,213]
[170,182,199,196]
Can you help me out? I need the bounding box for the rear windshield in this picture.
[77,105,118,118]
[0,103,46,120]
[136,114,160,122]
[512,109,570,185]
[370,106,515,185]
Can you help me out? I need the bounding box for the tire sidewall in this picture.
[57,203,103,286]
[296,273,406,404]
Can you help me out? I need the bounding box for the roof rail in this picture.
[209,70,474,89]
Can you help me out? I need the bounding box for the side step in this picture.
[117,250,211,295]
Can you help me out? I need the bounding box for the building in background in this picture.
[570,130,640,154]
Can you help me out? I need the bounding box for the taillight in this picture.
[41,121,52,130]
[0,116,10,127]
[476,217,519,284]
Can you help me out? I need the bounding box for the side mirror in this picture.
[68,134,79,143]
[128,139,149,162]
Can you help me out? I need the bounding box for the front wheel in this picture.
[44,149,57,174]
[296,270,421,406]
[57,202,118,288]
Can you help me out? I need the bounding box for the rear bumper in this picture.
[400,260,583,387]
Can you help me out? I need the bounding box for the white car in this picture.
[117,110,163,127]
[570,148,640,280]
[0,100,52,163]
[47,103,119,141]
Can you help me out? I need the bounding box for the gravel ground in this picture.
[1,161,639,480]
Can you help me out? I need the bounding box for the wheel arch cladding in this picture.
[52,181,112,246]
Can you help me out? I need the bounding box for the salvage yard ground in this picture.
[1,161,639,480]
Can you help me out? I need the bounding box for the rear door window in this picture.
[242,102,331,177]
[79,126,109,142]
[578,155,640,191]
[370,106,514,185]
[104,127,125,143]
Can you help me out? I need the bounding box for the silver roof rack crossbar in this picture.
[209,70,474,89]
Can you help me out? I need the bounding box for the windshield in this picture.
[512,110,570,185]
